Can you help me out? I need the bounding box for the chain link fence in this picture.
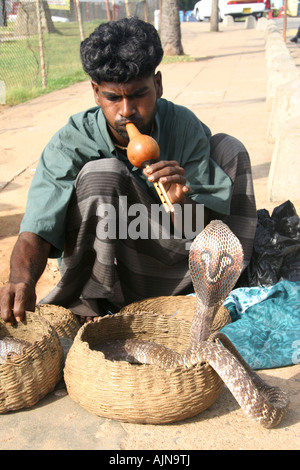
[0,0,159,105]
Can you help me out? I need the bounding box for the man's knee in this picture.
[75,158,130,194]
[78,157,129,179]
[210,133,248,166]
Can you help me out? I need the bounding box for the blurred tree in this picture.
[210,0,219,31]
[105,0,111,19]
[0,0,7,26]
[161,0,184,56]
[15,0,56,35]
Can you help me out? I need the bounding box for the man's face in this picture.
[91,73,163,145]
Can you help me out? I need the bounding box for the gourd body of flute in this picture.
[125,122,173,213]
[126,123,159,168]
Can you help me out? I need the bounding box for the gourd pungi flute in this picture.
[126,122,174,213]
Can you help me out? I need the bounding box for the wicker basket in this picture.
[0,312,64,413]
[64,298,230,424]
[120,295,231,333]
[35,304,80,339]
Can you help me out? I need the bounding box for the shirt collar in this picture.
[96,108,118,155]
[153,112,160,144]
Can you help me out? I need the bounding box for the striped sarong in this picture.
[209,133,257,267]
[42,133,257,317]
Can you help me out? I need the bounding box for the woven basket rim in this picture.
[35,303,80,339]
[0,311,54,346]
[64,310,226,423]
[0,311,64,413]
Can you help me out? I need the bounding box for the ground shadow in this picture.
[193,48,265,62]
[0,213,24,239]
[252,162,271,180]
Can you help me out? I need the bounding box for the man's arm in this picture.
[0,232,51,324]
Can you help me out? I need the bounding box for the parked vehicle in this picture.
[193,0,266,21]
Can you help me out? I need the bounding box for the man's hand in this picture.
[143,160,190,206]
[0,281,36,324]
[143,160,210,230]
[0,232,51,324]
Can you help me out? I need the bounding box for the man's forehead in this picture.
[99,76,153,94]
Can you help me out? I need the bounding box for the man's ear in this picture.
[154,71,163,99]
[91,81,101,106]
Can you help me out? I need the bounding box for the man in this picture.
[0,17,257,324]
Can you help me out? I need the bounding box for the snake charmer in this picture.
[0,17,257,325]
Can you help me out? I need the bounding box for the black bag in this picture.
[239,200,300,287]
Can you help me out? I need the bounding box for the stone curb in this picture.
[257,17,300,202]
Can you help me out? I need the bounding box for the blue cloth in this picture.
[221,280,300,370]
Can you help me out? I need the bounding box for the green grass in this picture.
[162,54,194,64]
[0,20,102,106]
[0,20,193,107]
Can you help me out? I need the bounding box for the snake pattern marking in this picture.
[104,220,289,428]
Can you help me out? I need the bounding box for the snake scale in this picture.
[103,220,289,428]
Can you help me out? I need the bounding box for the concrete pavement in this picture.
[0,20,299,450]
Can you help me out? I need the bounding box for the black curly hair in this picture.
[80,17,164,84]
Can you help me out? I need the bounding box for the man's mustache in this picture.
[115,118,143,128]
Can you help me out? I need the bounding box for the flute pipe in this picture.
[153,182,172,213]
[157,181,173,209]
[144,163,174,213]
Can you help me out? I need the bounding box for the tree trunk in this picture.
[105,0,111,20]
[210,0,219,32]
[0,0,7,27]
[125,0,130,17]
[161,0,184,56]
[14,0,56,36]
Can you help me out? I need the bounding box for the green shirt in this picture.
[20,98,232,257]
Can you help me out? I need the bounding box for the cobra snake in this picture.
[105,220,289,428]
